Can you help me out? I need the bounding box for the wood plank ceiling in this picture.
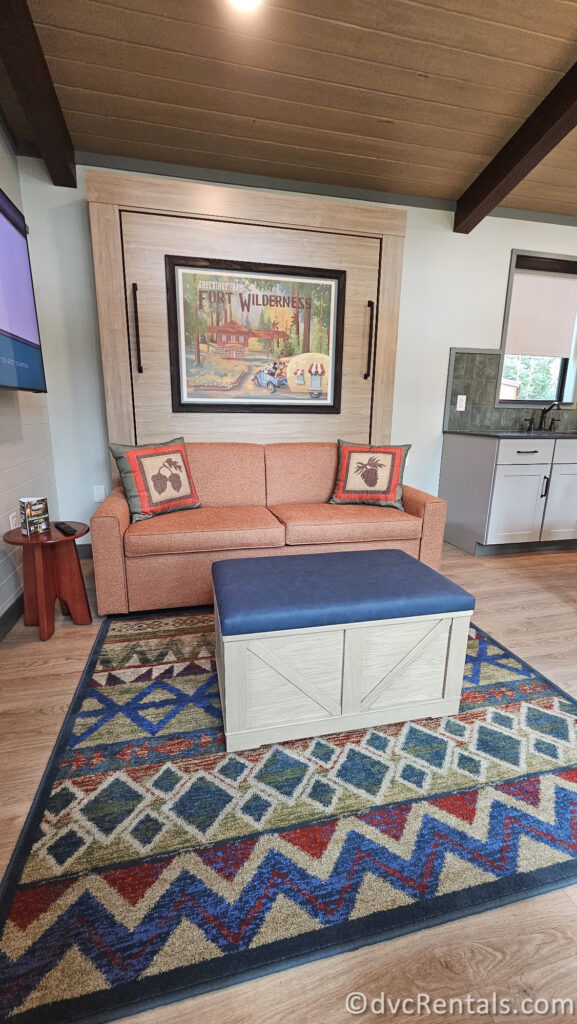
[9,0,577,216]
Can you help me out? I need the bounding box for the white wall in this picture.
[392,207,577,493]
[14,160,577,515]
[18,160,111,526]
[0,135,58,619]
[0,129,20,208]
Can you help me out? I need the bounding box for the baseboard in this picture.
[475,539,577,556]
[0,595,23,642]
[77,543,92,559]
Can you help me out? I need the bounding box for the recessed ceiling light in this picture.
[229,0,262,10]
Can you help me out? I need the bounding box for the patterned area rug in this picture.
[2,611,577,1023]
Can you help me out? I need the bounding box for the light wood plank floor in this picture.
[1,546,577,1023]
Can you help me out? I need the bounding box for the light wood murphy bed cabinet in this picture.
[85,171,406,448]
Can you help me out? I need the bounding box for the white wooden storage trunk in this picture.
[214,603,472,752]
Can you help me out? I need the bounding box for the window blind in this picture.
[506,269,577,357]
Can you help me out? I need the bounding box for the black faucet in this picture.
[537,401,559,431]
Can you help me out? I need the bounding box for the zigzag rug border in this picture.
[3,615,577,1024]
[7,857,577,1024]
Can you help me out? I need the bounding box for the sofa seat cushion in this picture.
[268,503,422,546]
[124,506,285,557]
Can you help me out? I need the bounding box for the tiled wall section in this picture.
[446,350,577,432]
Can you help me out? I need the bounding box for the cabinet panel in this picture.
[486,464,548,544]
[553,439,577,464]
[439,434,498,555]
[541,464,577,541]
[122,212,379,445]
[497,438,555,465]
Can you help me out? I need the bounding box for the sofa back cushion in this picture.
[265,442,338,505]
[185,443,266,506]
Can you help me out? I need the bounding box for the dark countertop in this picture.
[443,430,577,439]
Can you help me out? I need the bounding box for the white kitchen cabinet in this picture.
[440,433,577,554]
[541,463,577,541]
[495,438,555,464]
[541,439,577,541]
[486,464,550,544]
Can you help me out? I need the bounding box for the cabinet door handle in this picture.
[517,449,539,454]
[132,282,143,374]
[363,300,375,380]
[540,475,550,498]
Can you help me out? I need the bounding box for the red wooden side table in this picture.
[3,522,92,641]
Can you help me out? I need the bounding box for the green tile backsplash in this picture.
[446,350,577,433]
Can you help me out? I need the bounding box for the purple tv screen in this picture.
[0,187,46,392]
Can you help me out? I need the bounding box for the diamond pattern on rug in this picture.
[334,746,390,797]
[45,829,87,868]
[474,723,523,768]
[240,793,273,824]
[170,776,234,835]
[308,738,337,764]
[21,690,577,881]
[80,777,145,838]
[2,616,577,1024]
[307,779,338,809]
[397,761,430,792]
[45,786,76,818]
[152,765,183,794]
[399,723,451,770]
[524,704,572,742]
[254,747,309,800]
[129,813,165,849]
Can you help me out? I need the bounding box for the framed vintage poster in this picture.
[165,256,345,413]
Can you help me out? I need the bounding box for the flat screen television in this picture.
[0,185,47,393]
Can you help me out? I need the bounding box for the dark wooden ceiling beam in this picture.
[0,0,76,187]
[454,59,577,233]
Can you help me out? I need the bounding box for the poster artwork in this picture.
[166,259,345,413]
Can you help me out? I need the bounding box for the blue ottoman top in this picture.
[212,550,474,636]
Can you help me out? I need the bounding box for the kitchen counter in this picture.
[443,430,577,439]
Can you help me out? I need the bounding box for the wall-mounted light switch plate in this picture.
[93,485,106,503]
[456,394,467,411]
[9,512,18,530]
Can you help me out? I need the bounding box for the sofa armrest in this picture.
[401,485,446,571]
[90,487,131,614]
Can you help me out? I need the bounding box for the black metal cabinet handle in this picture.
[364,300,375,380]
[516,449,539,454]
[540,475,550,498]
[132,282,143,374]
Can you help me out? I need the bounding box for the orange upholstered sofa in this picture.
[91,442,446,615]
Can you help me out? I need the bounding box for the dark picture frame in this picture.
[165,256,345,414]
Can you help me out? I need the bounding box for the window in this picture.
[500,354,564,402]
[498,252,577,406]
